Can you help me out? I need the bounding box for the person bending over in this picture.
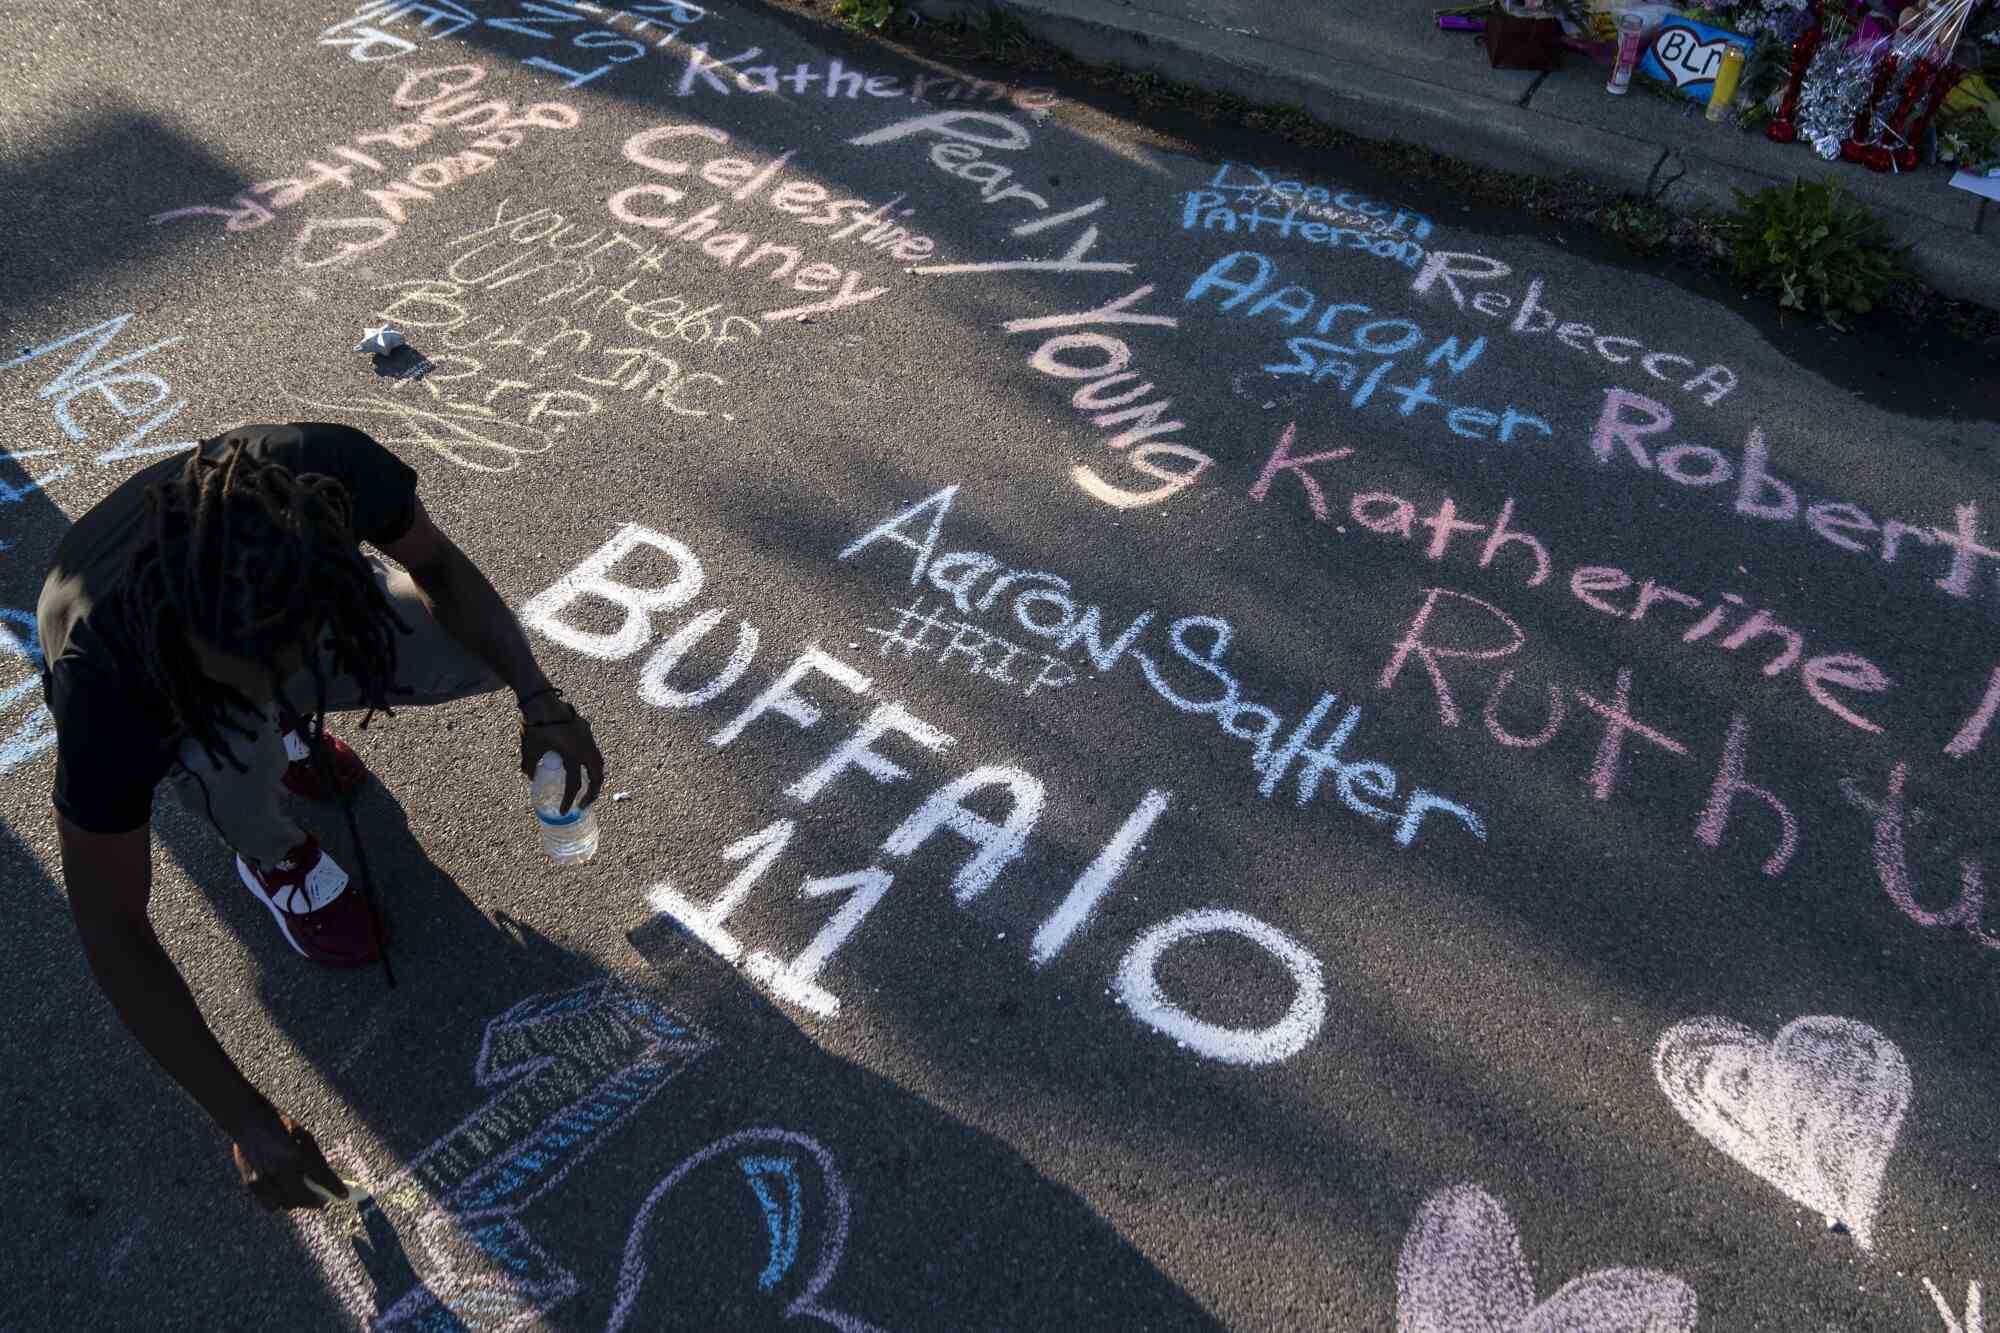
[38,422,605,1212]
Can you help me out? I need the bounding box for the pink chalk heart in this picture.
[1652,1015,1910,1251]
[1396,1184,1698,1332]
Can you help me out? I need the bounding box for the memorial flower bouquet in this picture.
[1676,2,1833,124]
[1939,78,2000,169]
[1685,0,1821,43]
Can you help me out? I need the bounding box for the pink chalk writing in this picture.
[1589,389,2000,612]
[1412,252,1737,406]
[1247,421,1351,518]
[1372,582,1829,882]
[151,63,578,270]
[1945,663,2000,759]
[1250,421,1900,741]
[1844,764,1995,950]
[1574,666,1690,802]
[1695,715,1799,877]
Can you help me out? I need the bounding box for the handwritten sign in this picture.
[1640,17,1753,100]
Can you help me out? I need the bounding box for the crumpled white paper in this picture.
[353,325,405,356]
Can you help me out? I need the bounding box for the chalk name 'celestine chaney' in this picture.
[608,122,937,321]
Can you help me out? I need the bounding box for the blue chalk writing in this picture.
[1178,190,1425,270]
[1201,161,1432,239]
[0,609,52,779]
[740,1155,804,1291]
[370,982,717,1331]
[2,313,194,473]
[318,0,708,89]
[1185,251,1554,446]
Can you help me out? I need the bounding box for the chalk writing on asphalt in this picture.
[319,0,707,89]
[294,982,892,1330]
[1378,572,1993,946]
[1,312,194,479]
[1412,250,1739,406]
[1179,161,1430,271]
[859,596,1079,700]
[1246,422,1894,739]
[1922,1278,1985,1333]
[835,485,1485,849]
[1945,665,2000,759]
[151,63,578,271]
[316,0,1063,112]
[1591,388,2000,611]
[1240,412,2000,946]
[280,208,761,472]
[516,516,1433,1062]
[1194,161,1433,242]
[851,109,1215,511]
[1396,1183,1698,1331]
[608,121,931,322]
[1841,766,1997,953]
[1181,250,1551,445]
[439,196,766,351]
[1246,412,2000,770]
[2,310,192,780]
[1652,1014,1910,1252]
[0,609,52,778]
[672,47,1055,112]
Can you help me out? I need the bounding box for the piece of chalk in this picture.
[305,1176,371,1205]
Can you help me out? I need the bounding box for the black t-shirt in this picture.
[37,423,419,834]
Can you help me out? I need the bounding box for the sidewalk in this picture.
[905,0,2000,308]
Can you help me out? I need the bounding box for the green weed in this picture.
[833,0,899,32]
[1723,179,1909,330]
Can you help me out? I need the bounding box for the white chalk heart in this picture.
[1396,1184,1697,1332]
[1652,1015,1910,1251]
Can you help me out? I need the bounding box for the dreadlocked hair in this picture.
[124,439,411,773]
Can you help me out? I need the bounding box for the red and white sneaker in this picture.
[280,729,370,801]
[236,837,385,967]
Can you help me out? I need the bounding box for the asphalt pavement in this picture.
[1,2,1995,1330]
[903,0,2000,309]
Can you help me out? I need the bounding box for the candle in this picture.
[1706,45,1747,121]
[1607,12,1647,96]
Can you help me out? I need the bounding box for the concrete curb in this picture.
[906,0,1999,309]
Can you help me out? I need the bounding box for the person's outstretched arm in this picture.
[380,496,606,812]
[58,811,344,1210]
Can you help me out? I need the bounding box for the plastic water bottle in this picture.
[531,752,599,864]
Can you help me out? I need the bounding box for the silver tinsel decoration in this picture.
[1795,36,1878,158]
